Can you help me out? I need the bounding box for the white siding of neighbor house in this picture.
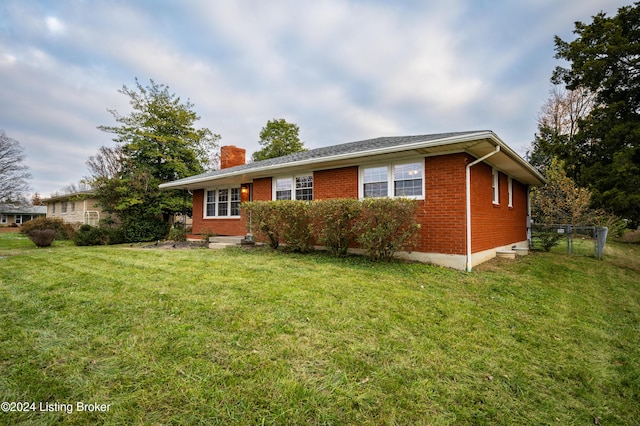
[46,198,104,225]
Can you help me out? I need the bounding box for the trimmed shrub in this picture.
[73,225,125,246]
[120,216,170,243]
[244,198,421,261]
[355,198,420,261]
[27,229,56,247]
[243,201,314,252]
[20,217,75,240]
[243,201,282,249]
[276,201,314,253]
[310,199,361,257]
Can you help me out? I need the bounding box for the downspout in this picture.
[466,145,500,272]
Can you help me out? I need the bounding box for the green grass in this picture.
[0,234,638,425]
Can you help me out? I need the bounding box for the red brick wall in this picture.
[314,167,359,199]
[417,154,468,254]
[252,177,272,201]
[470,162,528,252]
[190,189,247,236]
[189,154,529,251]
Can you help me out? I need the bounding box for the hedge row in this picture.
[243,198,420,261]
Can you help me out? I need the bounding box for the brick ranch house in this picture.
[160,131,546,270]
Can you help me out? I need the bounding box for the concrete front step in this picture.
[209,236,244,244]
[496,250,517,260]
[208,236,244,250]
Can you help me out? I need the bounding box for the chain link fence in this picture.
[531,224,608,259]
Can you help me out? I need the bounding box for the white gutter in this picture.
[465,145,500,272]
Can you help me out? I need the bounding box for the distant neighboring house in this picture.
[0,203,47,226]
[159,131,546,270]
[42,191,110,226]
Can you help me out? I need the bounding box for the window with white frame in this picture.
[361,161,424,199]
[230,188,241,216]
[492,168,500,204]
[15,215,22,225]
[295,176,313,201]
[0,214,6,224]
[204,187,242,218]
[363,166,389,198]
[61,201,68,213]
[508,176,513,207]
[273,175,313,200]
[275,178,292,200]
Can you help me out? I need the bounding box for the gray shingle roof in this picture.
[162,131,486,187]
[0,204,47,215]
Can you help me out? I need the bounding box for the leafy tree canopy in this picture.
[252,118,306,161]
[552,3,640,226]
[531,158,592,226]
[91,78,219,240]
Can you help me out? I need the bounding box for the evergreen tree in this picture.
[553,3,640,226]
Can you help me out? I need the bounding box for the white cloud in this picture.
[45,16,65,34]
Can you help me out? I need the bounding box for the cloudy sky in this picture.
[0,0,628,197]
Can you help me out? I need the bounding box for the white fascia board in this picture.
[485,133,546,185]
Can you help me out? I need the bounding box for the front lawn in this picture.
[0,234,638,424]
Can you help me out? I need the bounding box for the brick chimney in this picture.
[220,145,246,169]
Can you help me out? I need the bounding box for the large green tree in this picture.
[251,118,306,161]
[92,79,219,241]
[552,3,640,226]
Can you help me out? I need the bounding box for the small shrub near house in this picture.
[20,217,75,240]
[532,228,563,252]
[355,198,420,261]
[27,229,56,247]
[243,201,283,249]
[275,201,314,253]
[310,199,362,257]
